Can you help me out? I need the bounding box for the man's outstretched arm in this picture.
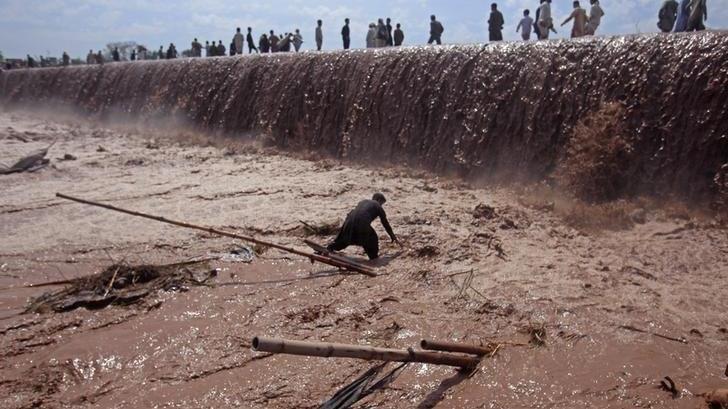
[379,209,397,242]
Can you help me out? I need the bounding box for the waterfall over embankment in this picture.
[1,33,727,204]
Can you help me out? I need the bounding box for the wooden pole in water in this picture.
[420,339,495,356]
[55,193,377,277]
[251,336,480,368]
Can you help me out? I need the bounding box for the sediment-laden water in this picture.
[1,32,727,202]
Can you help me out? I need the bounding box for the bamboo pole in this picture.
[420,339,495,356]
[252,337,479,368]
[55,193,377,277]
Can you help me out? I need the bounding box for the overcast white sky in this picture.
[1,0,726,58]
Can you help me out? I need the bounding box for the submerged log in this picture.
[251,336,479,368]
[420,339,496,356]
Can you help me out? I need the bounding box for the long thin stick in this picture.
[252,337,479,369]
[420,339,496,356]
[56,193,377,277]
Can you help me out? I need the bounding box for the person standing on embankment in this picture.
[394,23,405,46]
[658,0,679,32]
[488,3,505,41]
[561,1,588,38]
[315,20,323,51]
[428,14,444,45]
[585,0,605,34]
[342,18,351,49]
[517,9,533,40]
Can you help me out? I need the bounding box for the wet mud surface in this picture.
[1,112,727,408]
[1,33,727,204]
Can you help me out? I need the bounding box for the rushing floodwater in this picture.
[1,32,726,202]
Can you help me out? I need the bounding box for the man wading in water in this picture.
[327,193,401,260]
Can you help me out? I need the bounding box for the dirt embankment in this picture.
[1,33,727,205]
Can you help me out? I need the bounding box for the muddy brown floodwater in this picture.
[0,111,727,408]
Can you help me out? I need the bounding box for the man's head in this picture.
[491,3,498,10]
[524,9,530,15]
[248,27,252,32]
[318,19,322,26]
[373,193,387,205]
[345,18,350,24]
[194,38,198,42]
[270,30,274,35]
[431,15,436,21]
[386,17,391,23]
[396,23,401,28]
[573,1,580,7]
[237,27,241,33]
[378,18,384,24]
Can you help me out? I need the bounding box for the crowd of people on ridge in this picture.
[8,0,711,69]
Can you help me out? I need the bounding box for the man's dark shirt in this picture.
[394,29,404,46]
[342,24,350,39]
[489,10,504,31]
[348,200,395,240]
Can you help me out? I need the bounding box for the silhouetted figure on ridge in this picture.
[428,15,444,45]
[158,46,165,59]
[27,55,36,68]
[489,3,505,41]
[270,30,280,52]
[192,38,202,57]
[166,43,177,59]
[247,27,259,53]
[216,41,225,56]
[275,33,287,52]
[658,0,680,32]
[537,0,556,39]
[686,0,707,31]
[86,50,95,64]
[517,9,534,41]
[376,18,387,47]
[131,49,137,61]
[62,52,70,66]
[293,29,303,52]
[674,0,690,31]
[97,50,104,64]
[342,18,351,49]
[366,23,376,48]
[561,1,588,38]
[112,47,120,62]
[585,0,605,35]
[394,23,404,46]
[233,27,244,56]
[386,18,393,46]
[205,41,212,57]
[315,20,323,51]
[259,33,270,53]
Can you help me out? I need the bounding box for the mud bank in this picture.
[1,33,727,202]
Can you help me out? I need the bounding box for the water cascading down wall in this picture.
[1,33,727,203]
